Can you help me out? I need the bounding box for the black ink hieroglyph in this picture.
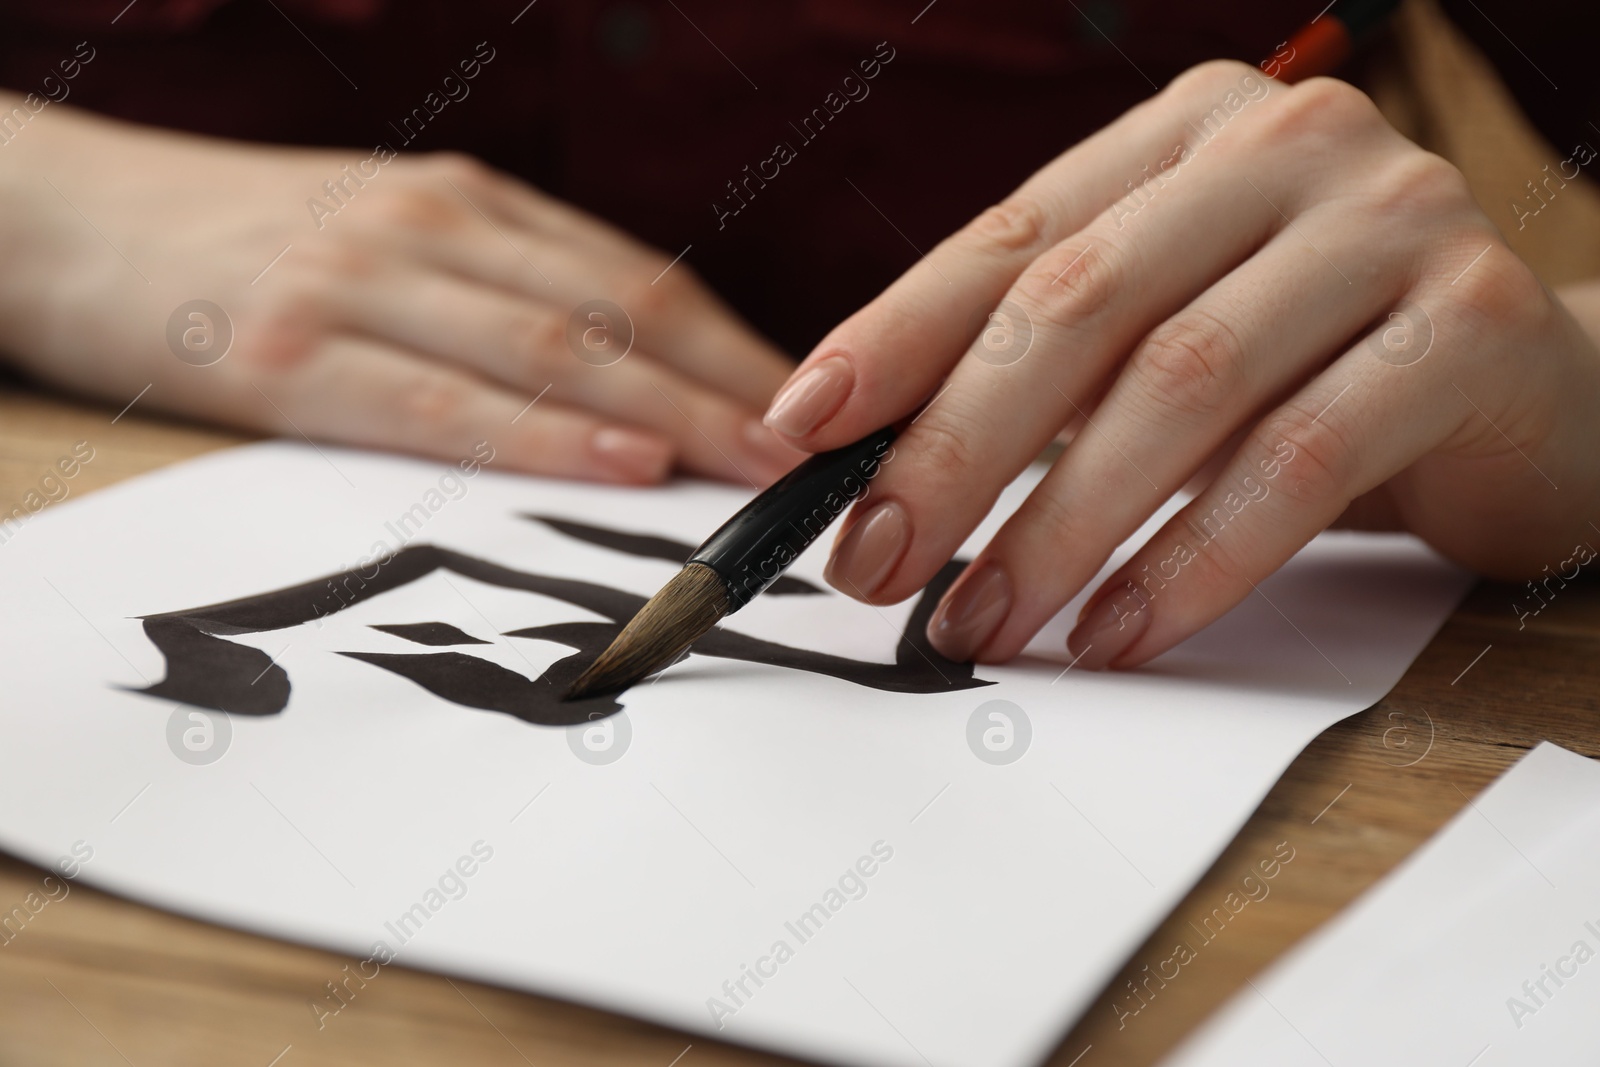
[130,516,989,726]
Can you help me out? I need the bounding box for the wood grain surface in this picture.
[0,385,1595,1067]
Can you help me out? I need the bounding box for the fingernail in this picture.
[592,427,671,483]
[743,418,803,479]
[763,355,854,438]
[1067,581,1152,671]
[927,562,1011,662]
[824,500,910,599]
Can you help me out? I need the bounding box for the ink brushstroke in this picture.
[131,517,987,727]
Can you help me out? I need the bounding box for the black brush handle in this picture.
[690,425,897,611]
[1330,0,1401,36]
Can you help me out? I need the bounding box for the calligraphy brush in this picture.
[565,425,897,699]
[1265,0,1402,82]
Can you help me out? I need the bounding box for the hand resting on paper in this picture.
[764,61,1600,670]
[0,94,802,486]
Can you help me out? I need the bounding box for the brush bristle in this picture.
[565,563,731,700]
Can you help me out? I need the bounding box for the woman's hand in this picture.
[0,95,801,485]
[763,61,1600,669]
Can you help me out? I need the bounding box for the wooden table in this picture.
[2,385,1595,1067]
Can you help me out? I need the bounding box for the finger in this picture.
[1062,286,1486,672]
[241,336,675,484]
[764,59,1281,448]
[363,159,796,410]
[620,257,795,411]
[821,90,1334,607]
[929,204,1420,662]
[555,355,801,486]
[473,233,794,411]
[328,269,801,485]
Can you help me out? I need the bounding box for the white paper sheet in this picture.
[1160,742,1600,1067]
[0,442,1470,1067]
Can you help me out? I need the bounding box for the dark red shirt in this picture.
[0,0,1587,353]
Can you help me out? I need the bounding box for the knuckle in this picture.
[1370,151,1471,217]
[1169,509,1253,592]
[518,312,566,362]
[232,317,317,372]
[619,263,694,319]
[1132,310,1242,419]
[399,372,470,428]
[257,275,324,321]
[427,150,493,190]
[906,415,980,478]
[296,237,380,280]
[1253,404,1355,505]
[234,282,328,371]
[1019,482,1081,546]
[1288,76,1380,130]
[616,277,668,321]
[1165,59,1257,100]
[966,195,1051,255]
[1254,77,1379,145]
[1014,238,1122,330]
[369,187,462,231]
[1448,243,1545,329]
